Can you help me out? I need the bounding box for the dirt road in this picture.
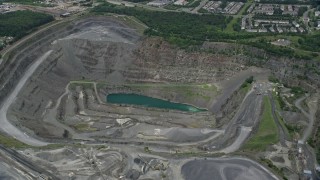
[295,95,318,143]
[206,85,263,152]
[295,94,319,179]
[0,51,52,146]
[43,83,93,140]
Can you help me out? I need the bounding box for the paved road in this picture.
[181,157,279,180]
[0,51,52,146]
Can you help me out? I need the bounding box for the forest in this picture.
[92,2,319,58]
[93,2,232,47]
[0,10,54,39]
[298,34,320,52]
[92,3,288,51]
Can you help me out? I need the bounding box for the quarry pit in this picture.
[0,15,282,180]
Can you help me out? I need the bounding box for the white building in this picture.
[292,21,300,28]
[276,26,283,33]
[241,17,246,30]
[290,27,297,33]
[298,27,305,33]
[258,28,268,32]
[173,0,187,6]
[246,29,258,32]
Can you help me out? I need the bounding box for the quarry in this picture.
[0,14,319,180]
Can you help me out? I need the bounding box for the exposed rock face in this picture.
[3,17,140,137]
[3,16,317,139]
[5,17,244,138]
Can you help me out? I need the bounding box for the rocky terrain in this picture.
[5,16,248,140]
[0,14,319,180]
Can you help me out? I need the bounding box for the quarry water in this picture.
[107,93,207,112]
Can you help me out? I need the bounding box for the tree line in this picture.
[0,10,54,39]
[92,2,320,58]
[92,2,234,47]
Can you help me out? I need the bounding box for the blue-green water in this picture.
[107,93,207,112]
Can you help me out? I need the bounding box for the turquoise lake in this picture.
[106,93,207,112]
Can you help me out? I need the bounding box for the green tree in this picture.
[0,10,54,38]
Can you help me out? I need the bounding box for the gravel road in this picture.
[0,51,52,146]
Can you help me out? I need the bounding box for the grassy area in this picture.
[245,35,320,61]
[240,82,252,94]
[115,15,148,34]
[276,109,290,139]
[225,1,252,33]
[69,80,95,90]
[260,158,288,180]
[70,80,108,86]
[225,17,239,33]
[0,133,66,149]
[68,80,218,102]
[163,4,180,10]
[285,123,301,138]
[0,133,31,149]
[243,96,279,151]
[238,1,252,15]
[128,83,217,91]
[240,76,254,92]
[128,83,218,101]
[70,80,95,83]
[272,92,290,139]
[74,123,97,131]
